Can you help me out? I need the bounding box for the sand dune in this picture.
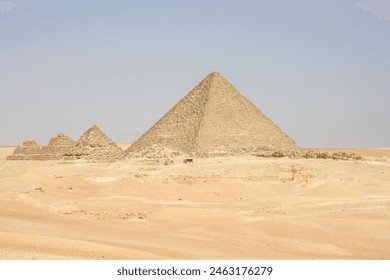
[1,147,390,259]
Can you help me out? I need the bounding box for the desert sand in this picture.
[1,146,390,260]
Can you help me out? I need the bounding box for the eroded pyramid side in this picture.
[127,73,214,154]
[195,73,298,153]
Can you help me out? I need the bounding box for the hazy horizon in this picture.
[1,0,389,148]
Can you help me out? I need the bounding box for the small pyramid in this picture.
[64,125,124,161]
[7,140,41,160]
[40,133,75,159]
[127,72,298,155]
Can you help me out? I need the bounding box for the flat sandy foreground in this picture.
[0,146,390,260]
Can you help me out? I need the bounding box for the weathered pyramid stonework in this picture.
[127,72,299,156]
[41,133,75,159]
[64,125,124,161]
[7,140,41,160]
[7,133,74,160]
[7,134,75,160]
[48,133,74,147]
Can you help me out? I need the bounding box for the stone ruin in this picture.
[127,144,181,159]
[7,126,124,162]
[63,125,124,162]
[126,72,299,158]
[7,134,75,160]
[7,140,42,160]
[41,133,75,159]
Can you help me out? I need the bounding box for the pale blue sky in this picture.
[1,0,389,147]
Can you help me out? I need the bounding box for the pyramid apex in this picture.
[86,125,102,132]
[48,133,74,147]
[208,71,221,77]
[206,71,228,83]
[22,139,39,147]
[78,125,106,140]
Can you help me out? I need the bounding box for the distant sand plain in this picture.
[1,146,390,259]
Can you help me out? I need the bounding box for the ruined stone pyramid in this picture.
[64,125,124,161]
[7,134,75,160]
[41,133,75,159]
[127,72,298,155]
[7,140,41,160]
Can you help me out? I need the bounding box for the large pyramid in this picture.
[127,72,298,155]
[64,125,124,161]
